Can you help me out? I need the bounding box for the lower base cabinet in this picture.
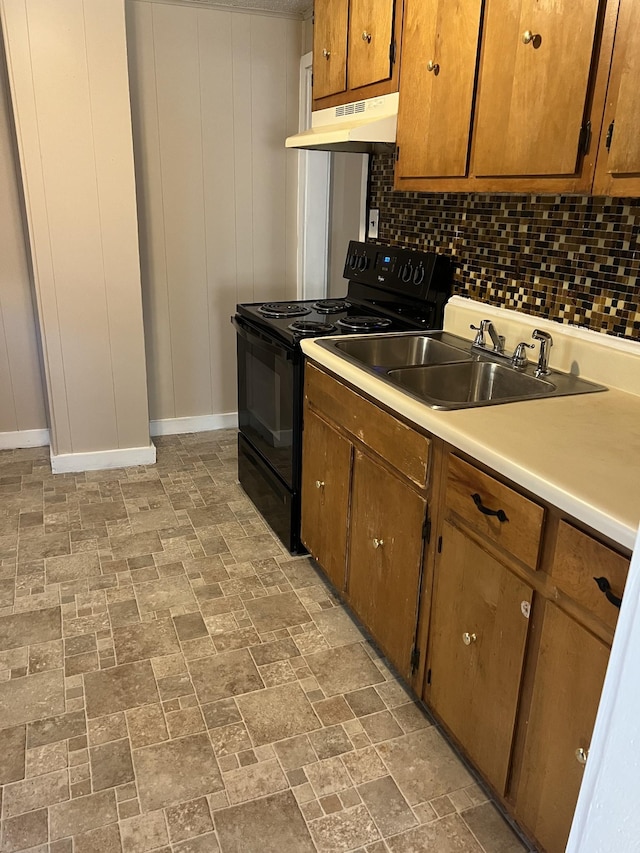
[301,409,351,591]
[514,602,611,853]
[348,449,427,679]
[301,361,630,853]
[427,522,533,795]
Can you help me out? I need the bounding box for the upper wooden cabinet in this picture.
[593,0,640,195]
[312,0,349,100]
[395,0,483,179]
[473,0,601,177]
[312,0,403,110]
[394,0,631,194]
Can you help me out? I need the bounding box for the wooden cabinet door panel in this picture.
[348,450,426,677]
[516,603,609,853]
[313,0,349,99]
[348,0,395,91]
[604,0,640,176]
[396,0,483,178]
[428,522,532,794]
[301,411,351,591]
[473,0,601,176]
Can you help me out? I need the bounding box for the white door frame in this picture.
[296,51,330,300]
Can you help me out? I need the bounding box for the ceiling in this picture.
[165,0,312,16]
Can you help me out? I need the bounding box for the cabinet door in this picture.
[396,0,483,178]
[473,0,601,176]
[313,0,349,100]
[301,410,351,591]
[348,450,426,677]
[593,0,640,195]
[428,522,532,795]
[347,0,395,91]
[516,602,610,853]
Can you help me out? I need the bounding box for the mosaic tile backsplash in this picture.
[368,151,640,341]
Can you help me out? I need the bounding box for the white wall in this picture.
[0,27,47,444]
[1,0,151,461]
[126,0,303,423]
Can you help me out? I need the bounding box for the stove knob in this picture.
[401,261,413,283]
[349,252,358,270]
[357,255,368,272]
[413,263,425,286]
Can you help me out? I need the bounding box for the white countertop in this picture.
[301,320,640,552]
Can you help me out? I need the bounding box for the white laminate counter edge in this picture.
[300,338,640,552]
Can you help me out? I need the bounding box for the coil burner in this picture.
[313,299,351,314]
[258,303,311,319]
[288,320,337,335]
[337,316,393,332]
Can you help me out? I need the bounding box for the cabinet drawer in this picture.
[305,363,430,488]
[445,456,544,569]
[551,522,629,632]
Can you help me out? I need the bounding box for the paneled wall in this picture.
[370,152,640,340]
[2,0,151,463]
[0,32,46,442]
[127,1,303,423]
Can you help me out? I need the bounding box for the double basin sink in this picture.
[316,331,606,410]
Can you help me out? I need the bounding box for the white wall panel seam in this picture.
[196,10,215,412]
[151,2,177,417]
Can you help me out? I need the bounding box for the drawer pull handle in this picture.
[471,493,509,523]
[315,480,325,489]
[575,747,589,766]
[593,576,622,609]
[462,632,477,645]
[373,538,384,549]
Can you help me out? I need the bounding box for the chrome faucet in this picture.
[470,320,505,353]
[532,329,553,376]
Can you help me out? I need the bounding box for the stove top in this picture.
[235,240,453,347]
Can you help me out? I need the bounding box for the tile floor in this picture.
[0,430,533,852]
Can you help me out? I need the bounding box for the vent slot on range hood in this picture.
[285,92,398,153]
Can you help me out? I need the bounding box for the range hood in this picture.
[285,92,398,153]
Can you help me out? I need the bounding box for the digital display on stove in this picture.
[375,251,395,273]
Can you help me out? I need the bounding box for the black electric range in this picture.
[232,240,453,553]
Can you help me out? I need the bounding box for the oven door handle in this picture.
[232,316,294,361]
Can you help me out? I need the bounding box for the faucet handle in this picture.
[512,341,534,369]
[470,320,489,347]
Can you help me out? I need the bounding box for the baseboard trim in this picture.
[0,428,50,450]
[149,413,238,437]
[50,444,157,474]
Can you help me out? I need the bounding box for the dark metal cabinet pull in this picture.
[593,576,622,609]
[471,493,509,523]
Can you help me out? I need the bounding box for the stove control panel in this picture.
[343,240,451,301]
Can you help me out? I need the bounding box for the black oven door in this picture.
[233,316,298,490]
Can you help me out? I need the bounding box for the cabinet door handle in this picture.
[575,747,589,766]
[471,493,509,523]
[593,576,622,609]
[362,31,372,43]
[372,538,384,549]
[426,60,439,74]
[315,480,325,489]
[462,632,477,645]
[322,48,331,59]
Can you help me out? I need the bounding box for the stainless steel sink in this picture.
[387,361,555,409]
[331,333,472,369]
[317,331,607,409]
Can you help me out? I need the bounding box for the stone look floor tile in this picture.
[236,682,322,746]
[215,790,316,853]
[0,433,527,853]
